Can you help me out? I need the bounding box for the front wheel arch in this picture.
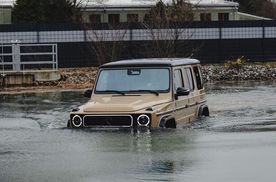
[159,116,177,128]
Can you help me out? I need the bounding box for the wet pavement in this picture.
[0,81,276,182]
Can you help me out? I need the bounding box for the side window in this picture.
[89,14,101,23]
[184,68,194,91]
[108,14,120,25]
[193,66,203,90]
[200,13,211,21]
[174,69,184,93]
[218,13,229,21]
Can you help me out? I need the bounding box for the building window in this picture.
[89,14,101,23]
[218,13,229,21]
[108,14,120,24]
[127,14,139,23]
[200,13,211,21]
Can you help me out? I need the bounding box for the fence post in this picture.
[262,21,265,62]
[12,43,21,71]
[55,44,58,70]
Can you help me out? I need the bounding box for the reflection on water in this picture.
[0,81,276,182]
[0,90,86,129]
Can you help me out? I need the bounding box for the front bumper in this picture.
[69,114,151,128]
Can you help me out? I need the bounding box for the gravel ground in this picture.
[202,64,276,82]
[0,64,275,93]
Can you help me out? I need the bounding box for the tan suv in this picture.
[68,58,209,128]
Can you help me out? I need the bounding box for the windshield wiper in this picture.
[101,90,126,95]
[130,90,159,96]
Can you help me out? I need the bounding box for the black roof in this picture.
[100,58,200,68]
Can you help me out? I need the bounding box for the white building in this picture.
[0,0,15,24]
[81,0,240,23]
[0,0,271,24]
[189,0,239,21]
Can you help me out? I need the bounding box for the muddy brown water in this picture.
[0,81,276,182]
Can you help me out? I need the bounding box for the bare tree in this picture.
[79,0,200,65]
[142,0,196,58]
[85,24,129,65]
[73,0,129,65]
[168,0,194,22]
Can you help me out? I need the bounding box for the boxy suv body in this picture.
[68,58,209,128]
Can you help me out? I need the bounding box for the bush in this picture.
[225,57,247,70]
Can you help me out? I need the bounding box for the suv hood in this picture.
[83,95,171,112]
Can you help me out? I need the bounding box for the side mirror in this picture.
[83,89,92,98]
[176,87,190,96]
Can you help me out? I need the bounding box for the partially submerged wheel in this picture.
[159,116,177,128]
[165,119,176,128]
[198,105,209,117]
[67,120,71,128]
[202,107,209,117]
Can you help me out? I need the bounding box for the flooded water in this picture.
[0,81,276,182]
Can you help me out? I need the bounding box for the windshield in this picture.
[95,68,170,93]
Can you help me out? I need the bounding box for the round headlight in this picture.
[72,115,82,127]
[137,114,150,126]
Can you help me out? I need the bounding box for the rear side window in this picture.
[174,69,184,93]
[183,68,194,91]
[193,66,203,90]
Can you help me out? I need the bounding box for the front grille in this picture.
[83,115,133,127]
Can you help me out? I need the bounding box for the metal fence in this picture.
[0,43,58,71]
[1,24,276,43]
[0,21,276,67]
